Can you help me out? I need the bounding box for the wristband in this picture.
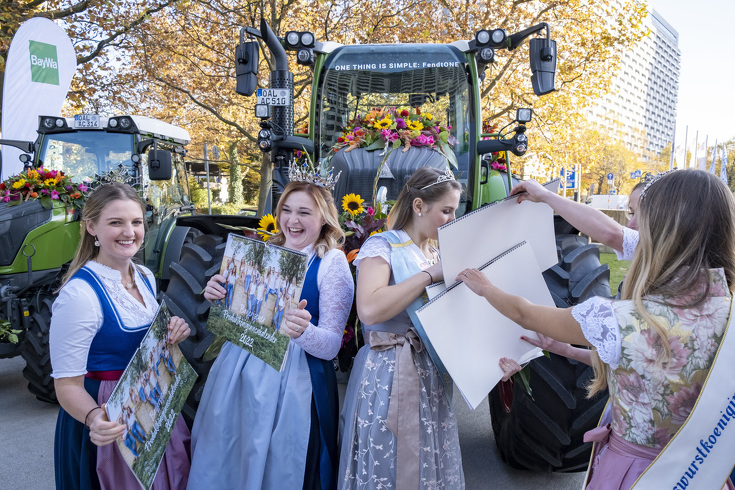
[421,270,434,284]
[85,406,103,429]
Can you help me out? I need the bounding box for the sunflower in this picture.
[406,119,424,131]
[342,193,365,216]
[374,116,392,130]
[257,214,279,241]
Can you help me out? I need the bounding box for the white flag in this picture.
[1,18,76,180]
[722,148,729,186]
[709,140,718,174]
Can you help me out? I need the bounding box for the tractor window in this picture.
[317,44,472,181]
[38,131,135,181]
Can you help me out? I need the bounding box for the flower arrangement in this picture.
[481,119,508,172]
[333,106,458,165]
[339,193,388,263]
[0,167,89,209]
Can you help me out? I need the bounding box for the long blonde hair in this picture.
[61,183,147,287]
[268,181,344,257]
[588,170,735,395]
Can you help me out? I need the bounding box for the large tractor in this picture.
[162,18,611,469]
[0,114,198,404]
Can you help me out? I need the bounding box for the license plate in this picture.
[74,114,100,129]
[256,88,291,106]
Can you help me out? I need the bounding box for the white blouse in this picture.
[50,260,158,379]
[290,245,354,360]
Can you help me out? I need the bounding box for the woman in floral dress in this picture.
[339,166,465,489]
[461,169,735,489]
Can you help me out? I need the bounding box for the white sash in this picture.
[583,298,735,488]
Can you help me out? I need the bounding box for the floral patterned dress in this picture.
[572,268,732,488]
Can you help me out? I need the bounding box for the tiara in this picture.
[420,166,456,190]
[288,151,341,190]
[640,169,676,201]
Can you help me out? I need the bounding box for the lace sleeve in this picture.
[571,297,622,368]
[614,227,639,261]
[292,249,355,360]
[353,235,390,269]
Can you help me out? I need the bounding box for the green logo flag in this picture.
[29,41,60,85]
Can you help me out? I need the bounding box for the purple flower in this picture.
[65,185,72,191]
[395,118,406,129]
[1,196,9,203]
[51,190,60,200]
[40,189,49,196]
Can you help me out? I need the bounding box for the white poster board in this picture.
[438,180,560,284]
[416,241,555,409]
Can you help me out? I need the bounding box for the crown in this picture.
[420,166,456,190]
[288,151,341,190]
[640,169,676,200]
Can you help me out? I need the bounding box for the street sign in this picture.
[609,190,616,195]
[256,88,291,106]
[633,169,642,178]
[566,170,577,189]
[607,172,614,180]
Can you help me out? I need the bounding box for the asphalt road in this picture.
[1,356,585,489]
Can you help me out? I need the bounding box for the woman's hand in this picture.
[499,357,522,382]
[425,261,444,284]
[509,179,553,204]
[167,316,190,344]
[456,268,492,296]
[203,274,226,302]
[89,404,125,446]
[281,299,311,339]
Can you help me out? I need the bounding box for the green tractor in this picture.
[162,19,611,469]
[0,114,197,404]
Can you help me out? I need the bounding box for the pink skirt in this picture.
[584,425,735,490]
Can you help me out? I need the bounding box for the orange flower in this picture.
[30,192,38,198]
[346,249,360,263]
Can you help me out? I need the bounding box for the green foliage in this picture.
[209,202,243,215]
[0,319,21,344]
[228,143,244,206]
[278,252,307,283]
[600,252,630,296]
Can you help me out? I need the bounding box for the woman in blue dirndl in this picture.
[188,180,354,490]
[50,183,191,489]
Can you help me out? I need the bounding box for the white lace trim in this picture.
[615,227,639,261]
[572,297,621,368]
[291,248,354,360]
[88,261,158,321]
[354,235,391,268]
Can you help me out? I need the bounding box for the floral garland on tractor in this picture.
[0,167,89,209]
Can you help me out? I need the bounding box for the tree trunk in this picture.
[257,153,272,215]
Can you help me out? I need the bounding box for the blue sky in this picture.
[647,0,735,149]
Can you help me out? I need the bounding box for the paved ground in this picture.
[1,356,585,488]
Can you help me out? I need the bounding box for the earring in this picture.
[418,212,422,217]
[94,236,100,247]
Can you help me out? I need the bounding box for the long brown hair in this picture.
[61,183,147,287]
[268,181,344,257]
[388,166,462,231]
[588,170,735,395]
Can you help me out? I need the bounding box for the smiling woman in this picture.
[49,182,192,489]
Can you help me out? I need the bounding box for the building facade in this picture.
[587,8,681,159]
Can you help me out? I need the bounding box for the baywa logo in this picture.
[29,40,59,85]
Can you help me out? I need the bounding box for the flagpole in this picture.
[669,122,676,170]
[683,125,689,169]
[722,147,729,187]
[693,131,699,169]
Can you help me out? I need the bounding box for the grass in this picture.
[600,252,630,297]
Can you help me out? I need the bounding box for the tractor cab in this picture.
[314,44,475,210]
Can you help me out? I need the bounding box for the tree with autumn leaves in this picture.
[1,0,649,209]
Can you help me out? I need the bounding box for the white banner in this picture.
[1,17,76,180]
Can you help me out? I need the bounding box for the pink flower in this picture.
[380,129,394,141]
[367,207,375,216]
[667,382,701,425]
[79,184,88,192]
[40,189,49,196]
[1,196,9,202]
[50,190,60,200]
[413,134,434,146]
[490,162,507,171]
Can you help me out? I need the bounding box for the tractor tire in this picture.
[160,233,226,427]
[20,291,57,404]
[488,234,611,472]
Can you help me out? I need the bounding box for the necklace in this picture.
[124,281,134,290]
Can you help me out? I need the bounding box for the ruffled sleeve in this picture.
[292,248,355,360]
[354,235,390,269]
[571,296,622,368]
[615,227,639,261]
